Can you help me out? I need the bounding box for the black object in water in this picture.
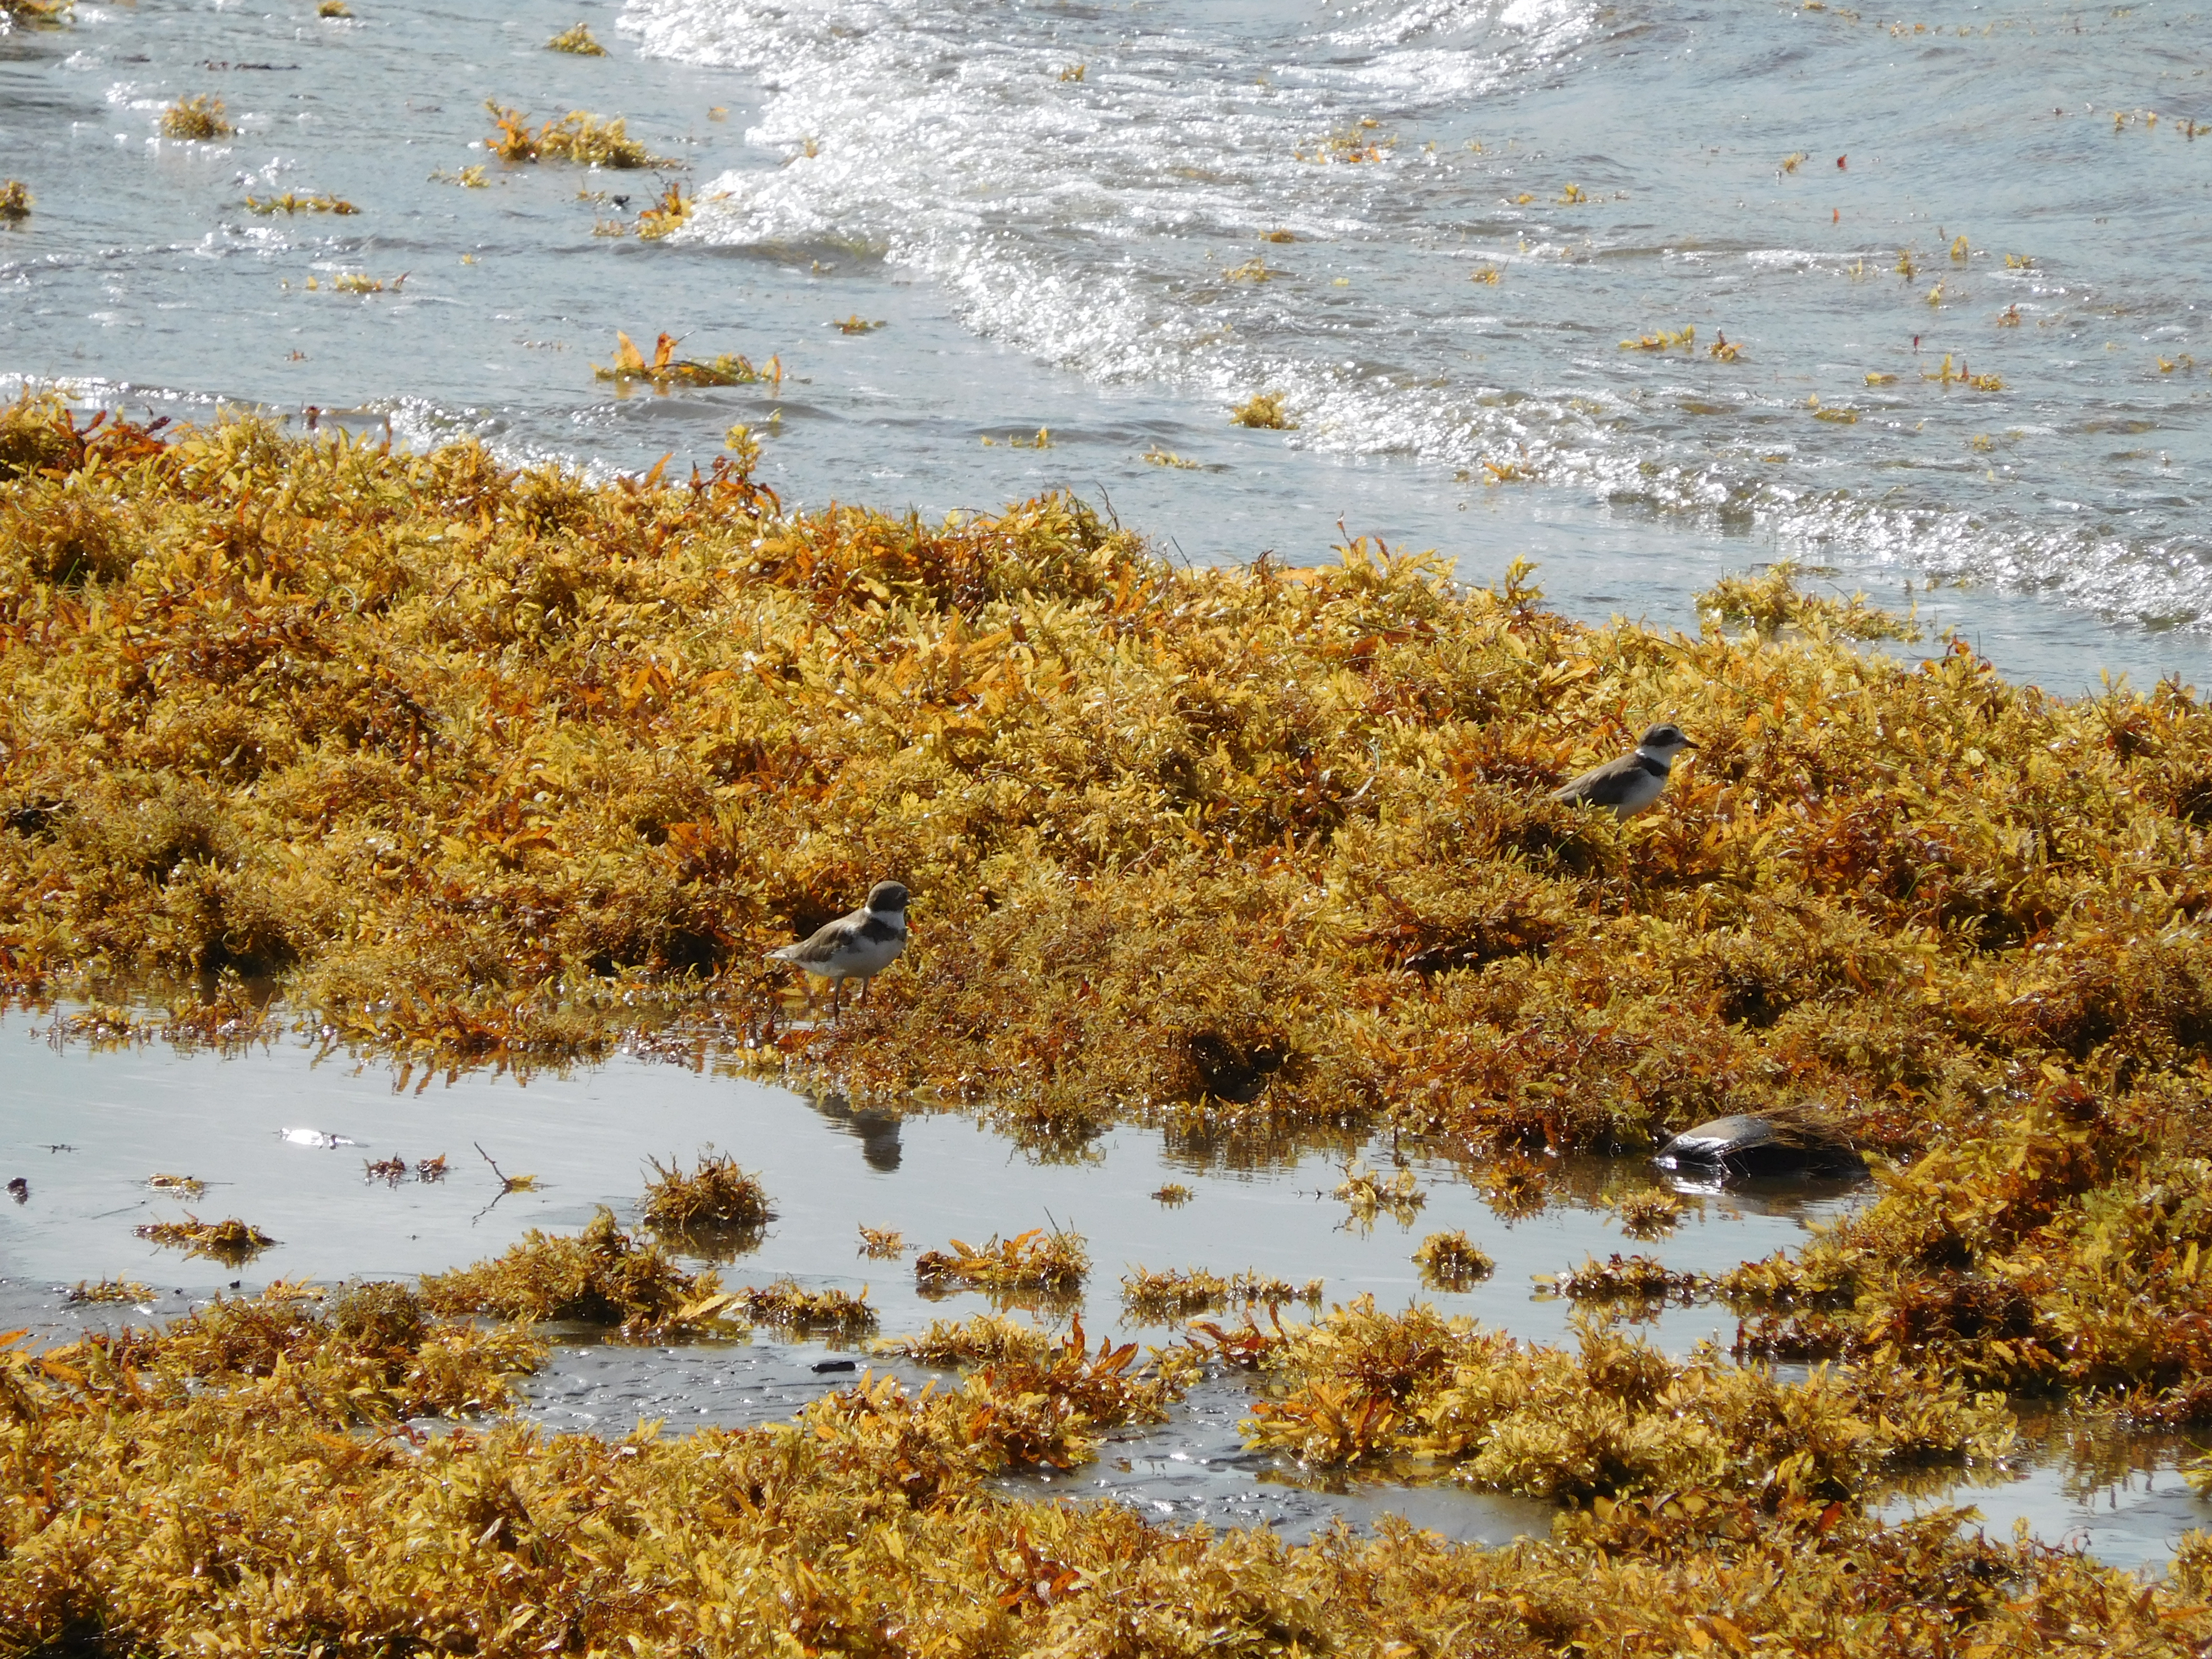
[1652,1115,1866,1180]
[812,1358,858,1374]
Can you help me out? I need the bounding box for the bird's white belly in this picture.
[824,932,904,981]
[1611,769,1668,817]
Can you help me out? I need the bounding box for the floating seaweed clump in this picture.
[244,192,357,216]
[1604,1188,1687,1238]
[914,1227,1089,1294]
[0,181,29,222]
[1335,1164,1425,1223]
[638,1147,770,1232]
[1120,1264,1230,1320]
[857,1223,905,1258]
[66,1277,155,1304]
[485,102,665,167]
[1,0,72,26]
[160,96,231,141]
[633,182,692,240]
[1229,390,1294,428]
[145,1172,204,1196]
[133,1214,276,1263]
[883,1311,1049,1368]
[1413,1228,1495,1289]
[546,21,605,53]
[1545,1252,1705,1304]
[417,1207,730,1339]
[592,329,780,389]
[727,1278,877,1334]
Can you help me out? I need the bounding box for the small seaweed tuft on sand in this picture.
[161,96,232,142]
[1413,1229,1494,1290]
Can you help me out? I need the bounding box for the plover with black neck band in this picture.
[765,880,909,1017]
[1549,724,1697,819]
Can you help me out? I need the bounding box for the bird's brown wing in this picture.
[773,908,868,968]
[1550,755,1644,808]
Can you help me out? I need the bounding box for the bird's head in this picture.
[865,880,910,916]
[1636,723,1697,757]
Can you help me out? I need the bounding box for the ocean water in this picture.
[3,0,2211,687]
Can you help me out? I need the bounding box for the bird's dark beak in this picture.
[1682,738,1699,748]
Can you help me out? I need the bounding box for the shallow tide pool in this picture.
[3,1005,2204,1564]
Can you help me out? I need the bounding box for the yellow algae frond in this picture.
[66,1277,156,1304]
[639,1148,770,1233]
[1142,445,1199,468]
[914,1227,1088,1293]
[1335,1164,1425,1223]
[1470,263,1503,284]
[547,21,607,54]
[133,1214,277,1263]
[160,96,231,141]
[1620,325,1694,351]
[418,1208,733,1340]
[244,192,358,216]
[1780,151,1806,172]
[484,101,666,168]
[633,180,693,240]
[592,328,781,389]
[1697,559,1919,642]
[857,1224,905,1259]
[1229,390,1294,428]
[1058,61,1085,81]
[1412,1228,1494,1289]
[1223,255,1275,282]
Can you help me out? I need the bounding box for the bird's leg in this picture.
[858,974,871,1007]
[831,978,843,1021]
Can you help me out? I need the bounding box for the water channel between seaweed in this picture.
[2,1005,2202,1568]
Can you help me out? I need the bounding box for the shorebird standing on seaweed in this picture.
[1549,724,1697,819]
[764,880,909,1018]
